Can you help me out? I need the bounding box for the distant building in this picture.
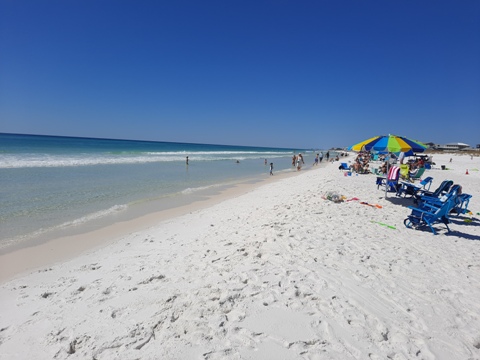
[424,142,437,149]
[436,142,471,151]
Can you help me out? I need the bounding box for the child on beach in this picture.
[270,162,274,175]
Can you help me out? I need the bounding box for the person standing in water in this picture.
[270,162,274,175]
[186,156,189,165]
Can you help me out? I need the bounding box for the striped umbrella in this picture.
[349,134,428,153]
[348,134,428,198]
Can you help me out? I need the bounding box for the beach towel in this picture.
[399,164,409,179]
[387,166,400,181]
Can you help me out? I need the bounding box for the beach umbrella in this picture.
[349,134,428,153]
[348,134,428,198]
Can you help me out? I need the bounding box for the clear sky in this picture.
[1,0,479,149]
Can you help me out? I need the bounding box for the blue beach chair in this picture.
[415,180,453,205]
[396,176,433,199]
[376,166,400,192]
[453,193,472,215]
[418,184,460,209]
[339,162,349,170]
[404,185,461,235]
[421,185,472,216]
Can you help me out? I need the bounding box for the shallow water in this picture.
[1,133,323,249]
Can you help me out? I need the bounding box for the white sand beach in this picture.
[1,153,479,360]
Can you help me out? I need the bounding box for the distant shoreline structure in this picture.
[426,142,479,151]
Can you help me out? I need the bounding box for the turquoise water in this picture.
[0,133,317,250]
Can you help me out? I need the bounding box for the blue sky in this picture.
[1,0,479,149]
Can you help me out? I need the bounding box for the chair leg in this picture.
[425,220,437,235]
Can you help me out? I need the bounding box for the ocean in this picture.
[0,133,321,251]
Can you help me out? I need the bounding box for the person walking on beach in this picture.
[186,156,189,165]
[326,151,330,162]
[270,162,274,175]
[319,152,323,163]
[314,154,319,166]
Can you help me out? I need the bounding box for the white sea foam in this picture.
[180,184,224,195]
[0,151,292,168]
[144,151,292,156]
[58,204,128,227]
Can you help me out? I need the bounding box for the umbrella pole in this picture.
[385,154,390,199]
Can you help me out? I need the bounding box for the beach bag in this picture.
[324,191,344,203]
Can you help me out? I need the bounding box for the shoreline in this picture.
[1,153,478,359]
[0,164,320,283]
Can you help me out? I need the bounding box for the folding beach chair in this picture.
[453,193,472,215]
[376,166,400,192]
[396,176,433,199]
[409,167,426,181]
[418,184,461,210]
[404,185,460,235]
[339,162,349,170]
[419,185,471,217]
[415,180,453,205]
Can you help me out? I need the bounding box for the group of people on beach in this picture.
[292,153,305,171]
[350,152,371,173]
[400,155,429,179]
[187,151,345,177]
[313,152,324,166]
[344,151,433,180]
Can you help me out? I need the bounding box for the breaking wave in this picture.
[0,151,293,168]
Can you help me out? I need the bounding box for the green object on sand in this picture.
[371,221,396,230]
